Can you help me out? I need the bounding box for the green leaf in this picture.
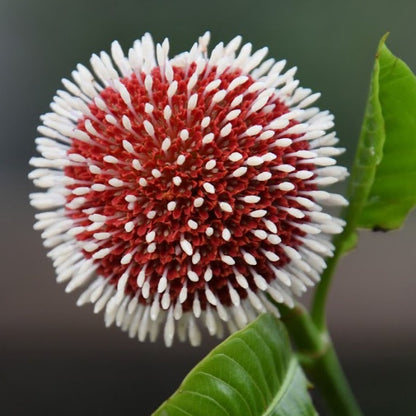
[152,314,318,416]
[311,34,416,330]
[358,38,416,229]
[346,34,416,232]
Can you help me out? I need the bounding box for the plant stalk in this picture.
[310,211,357,332]
[280,304,363,416]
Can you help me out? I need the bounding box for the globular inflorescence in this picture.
[29,32,348,346]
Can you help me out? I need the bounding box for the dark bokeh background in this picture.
[1,0,415,415]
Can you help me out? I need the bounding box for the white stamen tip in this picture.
[146,210,156,219]
[177,155,186,165]
[205,160,216,170]
[249,209,267,218]
[246,156,264,166]
[203,182,215,194]
[219,201,233,213]
[161,138,172,151]
[146,230,156,243]
[278,182,295,191]
[122,140,135,154]
[187,270,199,282]
[121,252,133,264]
[220,123,232,137]
[172,176,182,186]
[188,219,198,230]
[109,178,124,187]
[204,266,213,282]
[147,242,156,253]
[242,195,260,204]
[132,159,142,171]
[242,250,257,265]
[152,169,162,178]
[232,166,247,177]
[245,125,262,136]
[254,171,272,181]
[220,253,235,265]
[180,238,193,256]
[202,133,215,144]
[222,228,231,241]
[201,116,211,128]
[179,129,189,141]
[228,152,243,162]
[104,155,118,164]
[193,197,204,208]
[93,248,110,259]
[274,138,292,147]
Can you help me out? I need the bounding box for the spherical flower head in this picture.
[29,32,348,347]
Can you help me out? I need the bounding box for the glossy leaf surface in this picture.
[153,314,317,416]
[347,35,416,232]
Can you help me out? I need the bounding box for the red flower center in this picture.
[64,63,315,312]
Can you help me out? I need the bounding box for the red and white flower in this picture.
[30,32,347,346]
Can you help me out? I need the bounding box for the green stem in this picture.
[280,304,363,416]
[310,204,358,331]
[310,235,344,331]
[307,345,362,416]
[311,74,381,330]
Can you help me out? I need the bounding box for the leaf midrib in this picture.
[263,358,297,416]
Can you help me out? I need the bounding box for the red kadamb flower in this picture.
[30,33,347,346]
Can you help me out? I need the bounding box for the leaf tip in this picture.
[376,32,390,58]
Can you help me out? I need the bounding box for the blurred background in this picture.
[1,0,415,414]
